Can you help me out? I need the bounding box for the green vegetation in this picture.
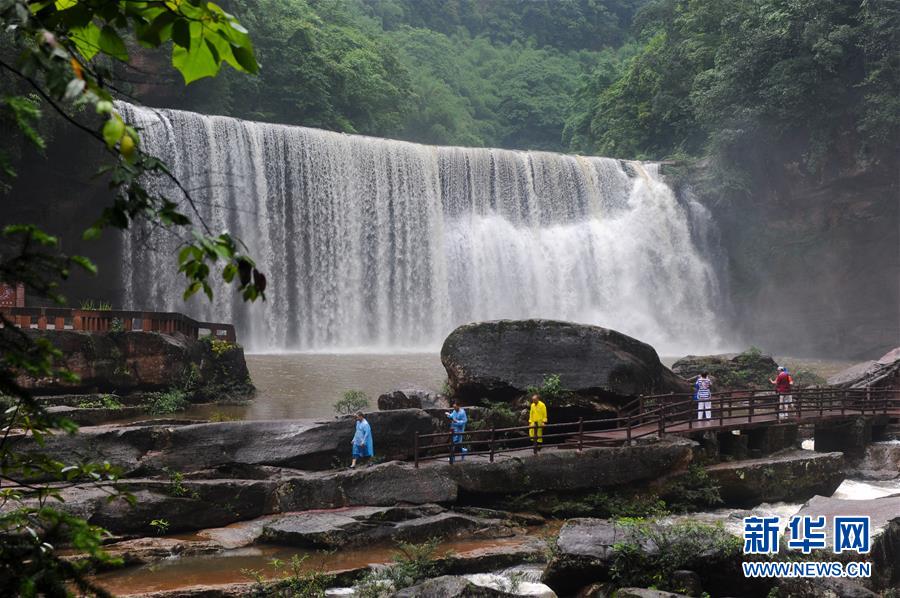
[469,400,521,431]
[660,464,724,512]
[334,389,370,416]
[76,394,124,410]
[174,0,644,151]
[356,538,441,597]
[78,299,112,311]
[573,0,898,197]
[147,389,190,415]
[610,520,742,590]
[550,490,669,519]
[201,335,238,357]
[149,519,170,535]
[0,0,266,592]
[526,373,569,402]
[242,554,335,598]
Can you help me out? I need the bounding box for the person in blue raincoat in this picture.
[350,411,373,468]
[446,402,467,463]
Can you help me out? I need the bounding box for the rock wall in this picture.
[16,329,252,399]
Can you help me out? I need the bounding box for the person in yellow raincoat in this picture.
[528,394,548,451]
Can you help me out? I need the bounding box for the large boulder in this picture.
[15,329,253,400]
[705,450,845,507]
[9,409,438,476]
[441,320,689,403]
[378,388,450,411]
[827,347,900,389]
[671,350,778,390]
[542,518,763,597]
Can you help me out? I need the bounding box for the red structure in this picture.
[0,306,236,342]
[0,283,25,308]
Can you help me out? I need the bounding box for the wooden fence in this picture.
[0,306,235,342]
[413,387,900,466]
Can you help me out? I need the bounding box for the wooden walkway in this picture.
[414,387,900,466]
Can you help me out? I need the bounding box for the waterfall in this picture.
[120,104,723,353]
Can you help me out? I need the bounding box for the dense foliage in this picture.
[169,0,897,183]
[0,0,264,594]
[172,0,643,150]
[573,0,899,190]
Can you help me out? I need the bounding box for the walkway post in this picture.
[577,418,584,452]
[866,385,871,414]
[748,395,754,423]
[414,432,419,469]
[489,427,495,463]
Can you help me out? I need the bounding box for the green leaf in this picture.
[183,281,201,300]
[101,117,124,149]
[172,40,220,84]
[71,255,97,275]
[98,25,128,61]
[172,19,191,49]
[82,225,102,240]
[230,44,258,74]
[69,23,100,61]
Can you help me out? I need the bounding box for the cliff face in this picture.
[688,159,898,360]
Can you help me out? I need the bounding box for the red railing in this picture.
[0,306,236,342]
[413,387,900,466]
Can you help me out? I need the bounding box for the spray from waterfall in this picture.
[120,103,723,354]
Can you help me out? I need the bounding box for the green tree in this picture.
[0,0,264,594]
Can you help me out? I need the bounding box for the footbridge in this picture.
[413,387,900,466]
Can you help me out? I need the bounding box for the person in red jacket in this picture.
[769,366,793,419]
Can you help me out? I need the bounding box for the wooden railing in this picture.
[0,306,236,342]
[413,387,900,466]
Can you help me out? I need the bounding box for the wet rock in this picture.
[436,539,546,576]
[542,518,657,594]
[827,347,900,389]
[542,518,760,597]
[669,570,702,597]
[15,329,253,399]
[98,536,222,567]
[793,495,900,590]
[88,479,275,534]
[440,320,689,403]
[259,504,517,548]
[775,577,879,598]
[393,575,519,597]
[10,409,438,476]
[277,461,458,508]
[705,450,844,507]
[446,438,694,496]
[849,441,900,479]
[28,461,458,534]
[671,351,778,390]
[45,404,147,426]
[378,388,450,411]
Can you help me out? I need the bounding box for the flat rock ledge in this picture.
[704,450,845,507]
[17,439,695,535]
[9,409,438,475]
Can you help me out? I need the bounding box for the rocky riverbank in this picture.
[11,330,255,425]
